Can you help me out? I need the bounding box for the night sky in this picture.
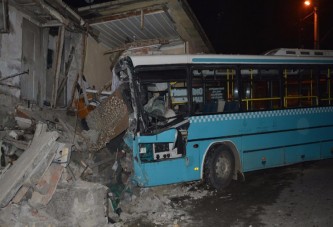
[65,0,333,54]
[188,0,333,54]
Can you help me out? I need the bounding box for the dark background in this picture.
[65,0,333,54]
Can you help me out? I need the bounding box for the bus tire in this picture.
[204,146,235,190]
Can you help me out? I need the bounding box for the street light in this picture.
[304,0,319,49]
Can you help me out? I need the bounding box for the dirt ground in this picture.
[127,158,333,227]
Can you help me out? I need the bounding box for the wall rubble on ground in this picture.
[0,97,109,226]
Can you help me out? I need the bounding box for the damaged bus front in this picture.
[114,56,205,188]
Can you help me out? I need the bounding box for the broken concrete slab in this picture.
[0,131,59,208]
[33,122,48,138]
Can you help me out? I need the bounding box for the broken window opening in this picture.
[0,0,9,33]
[135,67,189,134]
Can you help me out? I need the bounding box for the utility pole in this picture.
[313,6,319,49]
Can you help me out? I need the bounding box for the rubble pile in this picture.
[113,182,213,226]
[0,96,109,226]
[0,93,211,226]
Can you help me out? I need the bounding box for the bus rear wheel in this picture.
[204,146,234,190]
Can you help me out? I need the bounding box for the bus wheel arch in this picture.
[203,141,242,190]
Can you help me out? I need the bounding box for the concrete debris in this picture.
[0,131,59,207]
[8,130,21,140]
[0,163,11,180]
[86,88,129,151]
[45,180,109,227]
[29,163,65,207]
[11,185,29,204]
[53,143,71,167]
[116,183,212,226]
[0,93,214,226]
[15,116,33,129]
[0,181,109,227]
[81,129,100,146]
[0,93,112,226]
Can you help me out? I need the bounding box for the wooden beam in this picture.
[56,46,75,101]
[67,32,88,111]
[103,38,169,55]
[86,6,164,25]
[51,25,65,108]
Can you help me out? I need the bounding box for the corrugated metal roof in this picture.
[91,11,179,49]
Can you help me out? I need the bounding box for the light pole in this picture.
[304,1,319,49]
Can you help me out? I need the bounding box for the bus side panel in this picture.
[242,148,284,171]
[189,107,333,174]
[241,126,333,171]
[321,141,333,159]
[132,140,201,187]
[134,158,198,187]
[285,143,321,164]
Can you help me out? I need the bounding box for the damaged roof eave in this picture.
[78,0,215,54]
[8,0,87,29]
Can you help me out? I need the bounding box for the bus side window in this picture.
[319,68,333,106]
[284,67,318,108]
[241,68,281,111]
[191,68,234,114]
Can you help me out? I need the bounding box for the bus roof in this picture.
[263,48,333,56]
[125,51,333,68]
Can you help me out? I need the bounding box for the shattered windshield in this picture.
[135,66,189,133]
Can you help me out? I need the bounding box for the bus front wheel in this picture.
[204,146,235,190]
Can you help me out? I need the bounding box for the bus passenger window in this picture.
[191,68,235,114]
[241,68,281,111]
[319,68,333,106]
[284,68,318,108]
[300,68,318,107]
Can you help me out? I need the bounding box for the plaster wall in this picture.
[84,35,112,90]
[0,6,23,98]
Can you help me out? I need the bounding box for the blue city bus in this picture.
[114,48,333,189]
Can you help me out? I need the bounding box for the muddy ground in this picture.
[129,158,333,227]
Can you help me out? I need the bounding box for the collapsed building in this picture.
[0,0,213,225]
